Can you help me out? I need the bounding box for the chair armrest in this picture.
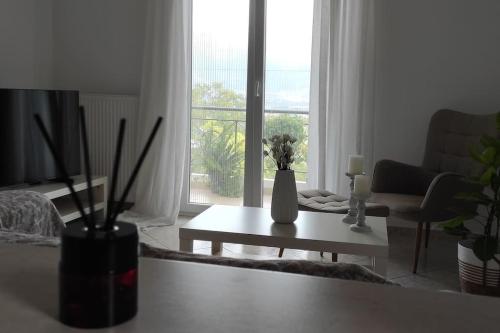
[420,173,482,222]
[371,159,437,195]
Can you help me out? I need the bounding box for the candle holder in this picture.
[342,172,362,224]
[350,192,372,232]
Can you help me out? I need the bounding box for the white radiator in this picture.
[80,93,139,203]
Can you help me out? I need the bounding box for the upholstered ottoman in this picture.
[298,189,390,217]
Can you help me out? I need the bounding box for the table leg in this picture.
[211,241,222,255]
[372,256,388,276]
[179,238,193,252]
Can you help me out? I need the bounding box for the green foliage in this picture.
[264,115,306,145]
[199,120,244,197]
[480,166,496,185]
[192,82,245,108]
[191,82,246,197]
[442,112,500,283]
[455,192,492,205]
[190,82,309,196]
[443,216,466,231]
[263,114,308,180]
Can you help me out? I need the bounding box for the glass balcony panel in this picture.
[263,0,314,207]
[190,0,249,206]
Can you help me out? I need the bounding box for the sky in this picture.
[192,0,314,110]
[193,0,313,68]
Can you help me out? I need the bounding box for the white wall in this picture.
[52,0,147,95]
[0,0,53,88]
[0,0,146,94]
[373,0,500,166]
[2,0,500,164]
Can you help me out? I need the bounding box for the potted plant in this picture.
[443,113,500,297]
[263,134,298,223]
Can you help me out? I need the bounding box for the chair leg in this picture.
[425,222,431,249]
[331,253,338,262]
[278,248,284,258]
[413,222,423,274]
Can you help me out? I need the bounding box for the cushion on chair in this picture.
[371,159,437,195]
[370,193,424,221]
[298,189,390,217]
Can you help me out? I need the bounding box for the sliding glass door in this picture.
[183,0,313,213]
[187,0,250,209]
[262,0,313,207]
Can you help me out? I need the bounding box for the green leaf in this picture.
[455,192,492,205]
[441,216,466,230]
[494,155,500,168]
[480,166,496,185]
[481,147,496,164]
[473,236,498,262]
[479,135,500,150]
[469,146,485,165]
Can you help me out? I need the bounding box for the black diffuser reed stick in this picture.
[39,110,162,328]
[107,117,163,228]
[34,114,89,227]
[105,118,126,225]
[79,107,96,230]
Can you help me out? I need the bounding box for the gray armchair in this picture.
[371,109,496,273]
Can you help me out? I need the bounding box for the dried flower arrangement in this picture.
[262,134,297,170]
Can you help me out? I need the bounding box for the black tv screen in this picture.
[0,89,81,187]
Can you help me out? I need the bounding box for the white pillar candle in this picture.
[347,155,364,175]
[353,175,371,196]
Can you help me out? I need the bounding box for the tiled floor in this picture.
[139,216,462,292]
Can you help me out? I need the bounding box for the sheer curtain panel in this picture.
[132,0,192,223]
[308,0,375,195]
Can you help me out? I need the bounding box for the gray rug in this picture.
[117,211,175,231]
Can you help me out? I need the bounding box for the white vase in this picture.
[271,170,298,224]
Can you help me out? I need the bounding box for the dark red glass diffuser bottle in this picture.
[35,109,162,328]
[59,221,138,328]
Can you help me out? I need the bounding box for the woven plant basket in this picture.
[458,240,500,297]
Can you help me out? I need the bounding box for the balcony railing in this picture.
[192,105,309,115]
[189,105,309,204]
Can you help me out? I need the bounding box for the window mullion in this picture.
[243,0,266,207]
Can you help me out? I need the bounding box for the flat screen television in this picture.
[0,89,81,187]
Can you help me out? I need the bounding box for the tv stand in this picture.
[25,175,107,223]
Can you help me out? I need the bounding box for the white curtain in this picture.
[308,0,375,196]
[132,0,192,223]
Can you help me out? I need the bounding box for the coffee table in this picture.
[179,205,389,276]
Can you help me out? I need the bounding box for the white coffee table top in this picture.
[180,205,388,257]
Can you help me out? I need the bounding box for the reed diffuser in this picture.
[35,108,163,328]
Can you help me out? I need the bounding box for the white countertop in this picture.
[0,244,498,332]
